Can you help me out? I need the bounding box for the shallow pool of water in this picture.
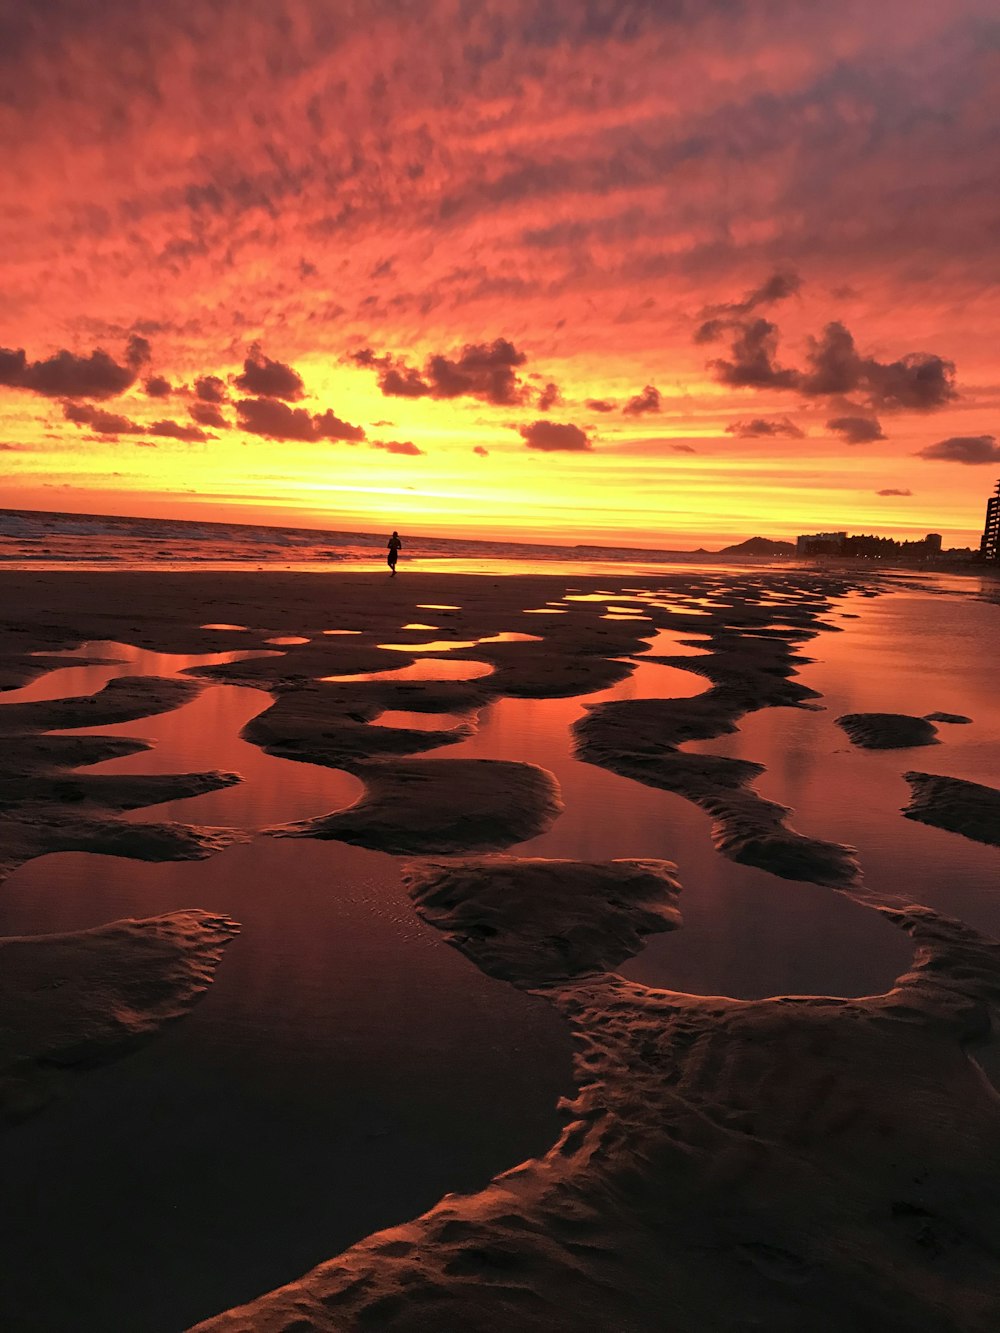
[322,657,495,683]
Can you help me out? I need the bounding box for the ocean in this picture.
[0,506,728,573]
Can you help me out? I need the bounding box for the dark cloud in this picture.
[236,397,364,442]
[800,322,860,396]
[877,488,912,496]
[671,444,697,453]
[125,335,152,369]
[233,345,305,400]
[63,403,134,434]
[190,401,228,428]
[725,416,804,438]
[537,381,562,411]
[916,435,1000,464]
[314,408,366,442]
[704,315,957,411]
[144,375,172,398]
[378,365,432,397]
[695,268,801,341]
[63,402,208,442]
[371,438,423,455]
[0,342,147,399]
[518,420,591,452]
[622,384,661,415]
[709,318,799,390]
[827,415,886,444]
[358,338,530,406]
[864,352,957,411]
[195,375,227,403]
[148,418,208,442]
[585,398,616,412]
[473,445,489,456]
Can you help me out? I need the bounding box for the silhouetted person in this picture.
[387,530,402,576]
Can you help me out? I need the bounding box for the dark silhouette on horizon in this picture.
[387,529,402,575]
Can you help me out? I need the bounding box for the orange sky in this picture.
[1,0,998,548]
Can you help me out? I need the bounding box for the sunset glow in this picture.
[2,1,998,547]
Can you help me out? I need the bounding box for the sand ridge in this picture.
[271,758,564,855]
[0,910,238,1124]
[902,772,1000,848]
[836,712,941,749]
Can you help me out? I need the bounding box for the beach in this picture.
[1,565,999,1331]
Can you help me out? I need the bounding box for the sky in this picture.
[1,0,999,549]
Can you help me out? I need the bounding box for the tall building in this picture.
[982,479,1000,564]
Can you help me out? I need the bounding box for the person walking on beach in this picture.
[387,530,402,576]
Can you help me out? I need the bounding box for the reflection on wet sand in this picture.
[322,657,495,683]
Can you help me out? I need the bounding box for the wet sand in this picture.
[1,567,999,1331]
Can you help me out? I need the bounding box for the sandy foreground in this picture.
[1,567,999,1330]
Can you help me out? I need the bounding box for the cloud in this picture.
[190,401,228,428]
[622,384,661,415]
[518,420,592,452]
[236,397,365,442]
[671,444,697,453]
[876,488,912,496]
[357,338,530,406]
[708,318,799,390]
[195,375,227,404]
[125,335,152,369]
[0,341,148,399]
[377,364,433,397]
[537,381,562,411]
[233,344,305,400]
[63,402,208,441]
[916,435,1000,464]
[802,324,955,409]
[827,415,886,444]
[585,399,616,413]
[472,445,489,456]
[864,352,957,411]
[704,315,957,410]
[63,403,134,434]
[148,418,209,442]
[725,416,804,438]
[695,268,801,341]
[144,375,172,398]
[371,438,423,455]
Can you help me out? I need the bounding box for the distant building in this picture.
[797,530,944,561]
[982,480,1000,563]
[796,532,846,556]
